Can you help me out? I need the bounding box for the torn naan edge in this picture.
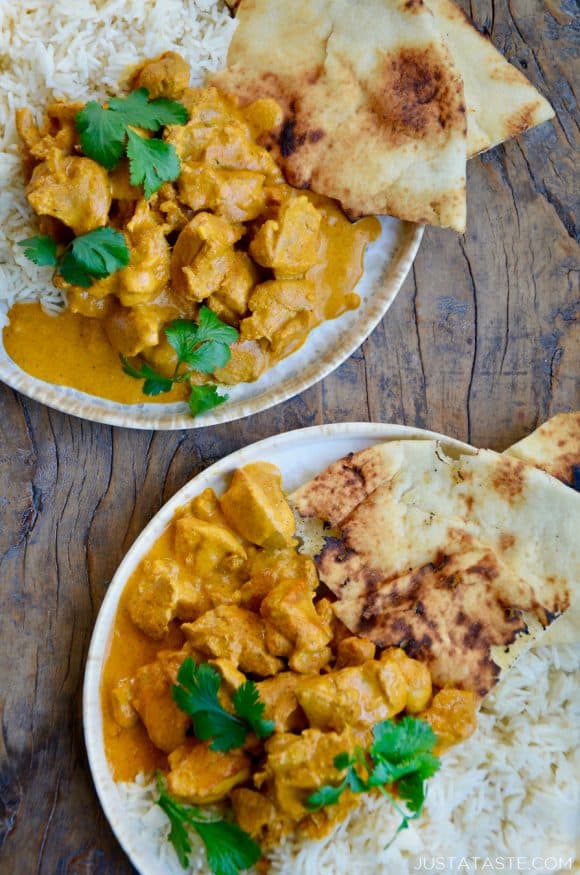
[291,438,580,693]
[427,0,554,157]
[506,411,580,489]
[211,0,468,230]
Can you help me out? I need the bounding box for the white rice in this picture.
[119,644,580,875]
[0,0,236,314]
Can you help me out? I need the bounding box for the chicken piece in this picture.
[117,201,170,306]
[140,335,180,378]
[208,658,246,709]
[250,196,321,278]
[104,303,169,357]
[231,789,287,846]
[174,516,246,577]
[179,163,267,222]
[26,152,111,236]
[295,657,409,732]
[212,340,270,385]
[170,213,243,303]
[182,606,283,676]
[240,280,315,359]
[261,579,332,674]
[16,103,81,165]
[131,650,191,752]
[178,86,241,127]
[151,183,191,233]
[131,51,191,99]
[207,252,257,324]
[167,740,250,804]
[335,636,376,669]
[256,673,305,733]
[242,98,285,141]
[420,688,478,753]
[380,648,432,714]
[67,287,115,319]
[110,677,138,729]
[127,558,202,639]
[220,462,295,549]
[189,488,231,528]
[258,728,357,821]
[109,159,141,200]
[240,548,317,611]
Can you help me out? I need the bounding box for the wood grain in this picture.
[0,1,578,871]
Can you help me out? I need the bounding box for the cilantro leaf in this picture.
[59,249,93,288]
[371,716,438,764]
[188,384,228,417]
[126,129,180,199]
[120,357,174,395]
[194,306,240,347]
[108,88,188,129]
[76,101,127,169]
[185,341,231,374]
[232,681,275,740]
[164,319,201,362]
[194,820,261,875]
[17,235,58,267]
[305,778,348,811]
[69,227,129,278]
[156,774,260,874]
[172,658,247,752]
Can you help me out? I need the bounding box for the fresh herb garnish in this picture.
[156,773,261,874]
[75,87,188,196]
[305,716,440,847]
[171,657,274,751]
[121,306,238,417]
[18,227,129,289]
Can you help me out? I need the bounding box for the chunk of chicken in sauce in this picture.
[167,740,251,804]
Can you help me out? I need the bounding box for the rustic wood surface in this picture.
[0,1,578,872]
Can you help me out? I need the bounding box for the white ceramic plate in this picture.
[83,421,473,874]
[0,220,422,429]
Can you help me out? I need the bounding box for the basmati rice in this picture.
[118,644,580,875]
[0,0,236,314]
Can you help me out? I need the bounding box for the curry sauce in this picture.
[101,461,478,850]
[5,51,380,405]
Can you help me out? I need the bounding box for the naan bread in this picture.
[426,0,555,157]
[506,411,580,489]
[291,438,580,695]
[212,0,468,230]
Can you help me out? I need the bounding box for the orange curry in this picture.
[102,461,478,850]
[4,52,379,404]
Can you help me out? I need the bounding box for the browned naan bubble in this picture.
[333,541,534,697]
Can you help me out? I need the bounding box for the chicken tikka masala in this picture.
[4,51,379,410]
[102,460,478,867]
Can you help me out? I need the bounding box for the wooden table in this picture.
[0,2,577,871]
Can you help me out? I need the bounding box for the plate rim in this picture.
[1,223,423,429]
[83,420,473,874]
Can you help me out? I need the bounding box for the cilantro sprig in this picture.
[306,716,440,847]
[76,87,188,197]
[18,227,129,289]
[121,306,238,418]
[156,773,261,874]
[172,657,274,751]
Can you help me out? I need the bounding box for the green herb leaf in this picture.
[156,774,260,874]
[69,227,130,278]
[371,716,438,764]
[59,249,93,288]
[126,129,180,199]
[76,101,127,169]
[232,681,275,740]
[194,819,261,875]
[120,357,174,395]
[172,658,247,752]
[305,777,348,811]
[194,306,240,347]
[188,384,228,417]
[17,235,58,267]
[108,88,189,129]
[184,341,231,374]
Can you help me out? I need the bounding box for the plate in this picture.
[83,421,472,874]
[0,221,422,429]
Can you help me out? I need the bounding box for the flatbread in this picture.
[505,411,580,489]
[426,0,555,157]
[291,439,580,695]
[212,0,468,230]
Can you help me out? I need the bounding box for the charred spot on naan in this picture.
[368,47,467,145]
[333,547,535,696]
[490,455,527,503]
